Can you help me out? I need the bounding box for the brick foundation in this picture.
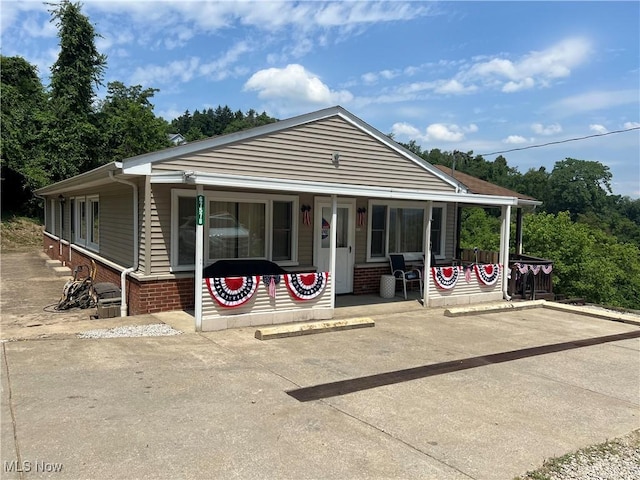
[43,235,194,315]
[353,264,393,294]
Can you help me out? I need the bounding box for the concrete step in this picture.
[45,259,62,267]
[255,317,374,340]
[52,266,72,277]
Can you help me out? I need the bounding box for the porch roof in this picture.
[432,165,541,206]
[150,170,520,206]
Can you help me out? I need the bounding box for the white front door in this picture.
[314,199,355,294]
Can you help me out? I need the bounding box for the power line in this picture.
[478,126,640,157]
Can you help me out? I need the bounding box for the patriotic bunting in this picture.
[432,266,461,290]
[474,264,501,286]
[514,263,553,275]
[206,276,259,308]
[285,272,328,301]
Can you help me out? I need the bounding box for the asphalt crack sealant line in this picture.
[2,342,24,480]
[287,329,640,402]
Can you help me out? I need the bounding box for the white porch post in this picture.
[194,184,204,331]
[422,201,433,307]
[330,194,337,309]
[500,205,512,300]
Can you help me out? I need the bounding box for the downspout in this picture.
[109,171,139,316]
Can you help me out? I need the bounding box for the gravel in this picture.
[77,323,182,339]
[518,430,640,480]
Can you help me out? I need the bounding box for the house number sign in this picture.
[196,195,205,226]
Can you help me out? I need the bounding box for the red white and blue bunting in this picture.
[206,276,259,308]
[515,263,553,275]
[474,264,501,286]
[285,272,328,301]
[432,266,462,290]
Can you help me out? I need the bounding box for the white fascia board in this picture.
[123,163,151,175]
[149,171,517,206]
[35,162,122,196]
[517,198,543,207]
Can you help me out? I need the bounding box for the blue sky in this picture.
[2,1,639,197]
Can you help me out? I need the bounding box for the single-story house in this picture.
[36,106,541,331]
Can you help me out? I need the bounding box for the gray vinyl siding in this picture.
[298,193,314,266]
[152,117,455,192]
[95,183,135,267]
[149,184,173,274]
[445,204,457,260]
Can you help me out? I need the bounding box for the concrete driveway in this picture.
[1,252,639,479]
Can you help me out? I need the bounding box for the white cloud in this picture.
[502,135,529,144]
[391,122,478,143]
[548,89,639,116]
[426,124,465,142]
[461,37,591,92]
[531,123,562,135]
[390,122,421,138]
[623,121,640,129]
[198,41,251,80]
[243,64,353,104]
[131,57,201,87]
[502,78,535,93]
[434,79,477,95]
[589,124,608,134]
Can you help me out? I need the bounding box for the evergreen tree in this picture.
[45,0,107,180]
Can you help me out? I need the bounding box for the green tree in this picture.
[0,56,49,215]
[523,211,640,309]
[512,167,550,202]
[459,207,501,251]
[45,0,107,180]
[545,158,612,217]
[95,82,170,162]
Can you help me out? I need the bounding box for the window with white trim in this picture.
[171,190,298,271]
[75,196,99,250]
[367,201,446,260]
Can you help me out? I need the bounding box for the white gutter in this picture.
[109,171,139,316]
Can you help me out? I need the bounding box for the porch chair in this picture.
[389,254,423,300]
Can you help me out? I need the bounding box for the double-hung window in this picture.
[367,201,446,260]
[74,196,99,251]
[171,190,297,271]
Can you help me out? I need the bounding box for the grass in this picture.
[514,430,640,480]
[0,216,43,252]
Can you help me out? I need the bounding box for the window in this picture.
[209,200,265,261]
[74,196,99,250]
[48,199,56,235]
[176,196,197,267]
[171,190,297,271]
[370,205,386,258]
[430,207,443,256]
[367,201,446,260]
[272,201,293,261]
[78,199,87,243]
[90,198,99,248]
[389,207,424,254]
